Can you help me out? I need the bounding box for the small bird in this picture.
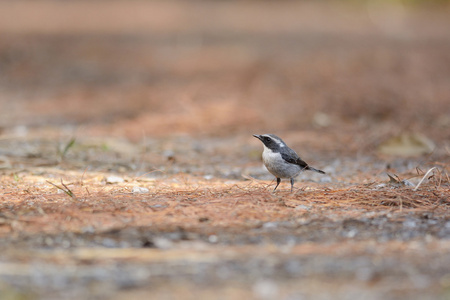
[253,134,325,192]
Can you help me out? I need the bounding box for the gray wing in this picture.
[280,147,309,169]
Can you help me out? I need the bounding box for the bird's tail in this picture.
[307,166,325,174]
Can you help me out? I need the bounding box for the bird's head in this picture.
[253,134,287,151]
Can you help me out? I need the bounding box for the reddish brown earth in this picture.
[0,1,449,299]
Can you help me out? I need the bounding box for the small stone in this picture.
[150,204,165,208]
[208,235,218,243]
[374,183,387,189]
[262,222,278,229]
[401,179,415,187]
[295,205,311,211]
[132,186,149,193]
[105,176,124,184]
[403,219,417,229]
[153,237,173,249]
[346,229,358,238]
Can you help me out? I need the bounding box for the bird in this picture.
[253,134,325,192]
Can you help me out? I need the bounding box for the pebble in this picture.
[295,205,311,211]
[105,176,125,184]
[153,237,173,249]
[208,235,219,243]
[262,222,278,229]
[403,219,417,229]
[132,186,149,193]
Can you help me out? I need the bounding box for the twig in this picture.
[413,167,436,191]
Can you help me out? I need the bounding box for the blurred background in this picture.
[0,3,450,299]
[0,0,449,161]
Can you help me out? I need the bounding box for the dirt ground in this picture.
[0,1,450,299]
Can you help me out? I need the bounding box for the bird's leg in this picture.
[290,178,295,192]
[273,178,281,192]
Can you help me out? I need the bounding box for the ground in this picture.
[0,1,450,299]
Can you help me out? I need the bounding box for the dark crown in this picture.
[254,134,286,150]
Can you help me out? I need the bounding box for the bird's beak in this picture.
[253,134,262,140]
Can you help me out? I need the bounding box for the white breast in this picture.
[262,147,283,164]
[261,146,302,178]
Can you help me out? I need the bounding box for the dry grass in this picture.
[1,169,448,238]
